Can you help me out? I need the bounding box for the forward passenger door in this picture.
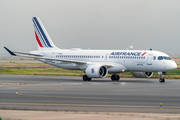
[147,54,153,65]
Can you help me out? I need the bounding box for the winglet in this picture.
[4,47,16,56]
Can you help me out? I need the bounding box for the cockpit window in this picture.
[158,56,163,60]
[158,56,171,60]
[163,56,171,60]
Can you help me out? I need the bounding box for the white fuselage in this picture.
[31,49,177,73]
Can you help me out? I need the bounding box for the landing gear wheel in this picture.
[111,75,116,81]
[115,75,120,81]
[87,78,92,81]
[111,75,120,81]
[159,78,165,83]
[83,75,88,81]
[159,73,165,83]
[83,75,91,81]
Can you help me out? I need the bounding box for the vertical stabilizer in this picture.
[32,17,59,50]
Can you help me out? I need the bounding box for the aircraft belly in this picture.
[40,61,80,70]
[108,63,128,73]
[57,64,80,70]
[123,60,145,72]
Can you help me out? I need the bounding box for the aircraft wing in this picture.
[12,51,43,56]
[4,47,113,67]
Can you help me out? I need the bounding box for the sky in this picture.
[1,0,180,56]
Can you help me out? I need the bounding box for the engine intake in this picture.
[86,65,108,78]
[131,72,153,78]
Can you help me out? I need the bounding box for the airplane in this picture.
[4,17,177,83]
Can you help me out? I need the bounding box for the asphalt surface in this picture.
[0,75,180,113]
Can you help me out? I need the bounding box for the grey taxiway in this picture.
[0,75,180,113]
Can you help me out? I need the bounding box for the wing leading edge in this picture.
[4,47,113,67]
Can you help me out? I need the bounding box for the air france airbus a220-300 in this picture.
[4,17,177,83]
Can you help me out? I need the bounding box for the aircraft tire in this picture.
[111,75,116,81]
[83,75,88,81]
[159,78,165,83]
[115,75,120,81]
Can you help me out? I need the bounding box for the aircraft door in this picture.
[51,52,56,58]
[137,57,144,71]
[147,54,153,65]
[51,52,56,63]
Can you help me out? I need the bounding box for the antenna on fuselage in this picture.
[129,45,133,50]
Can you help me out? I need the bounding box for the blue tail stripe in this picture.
[33,18,48,47]
[33,20,47,47]
[33,17,52,48]
[32,19,47,47]
[33,24,47,47]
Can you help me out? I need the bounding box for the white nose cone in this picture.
[164,60,177,71]
[167,61,177,71]
[172,62,177,70]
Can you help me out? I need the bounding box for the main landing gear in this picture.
[83,75,92,81]
[111,74,120,81]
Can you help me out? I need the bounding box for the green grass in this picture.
[0,62,179,79]
[0,68,84,75]
[0,62,51,67]
[0,68,180,79]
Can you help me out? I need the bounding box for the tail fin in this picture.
[32,17,58,50]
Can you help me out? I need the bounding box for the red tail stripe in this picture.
[34,31,43,48]
[141,52,147,56]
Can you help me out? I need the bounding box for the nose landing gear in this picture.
[159,72,165,83]
[159,78,165,83]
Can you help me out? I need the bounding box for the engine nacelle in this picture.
[131,72,153,78]
[86,65,108,78]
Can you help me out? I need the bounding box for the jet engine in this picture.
[86,65,108,78]
[131,72,153,78]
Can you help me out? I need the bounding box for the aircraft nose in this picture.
[165,61,177,71]
[170,61,177,70]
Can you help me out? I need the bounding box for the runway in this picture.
[0,75,180,113]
